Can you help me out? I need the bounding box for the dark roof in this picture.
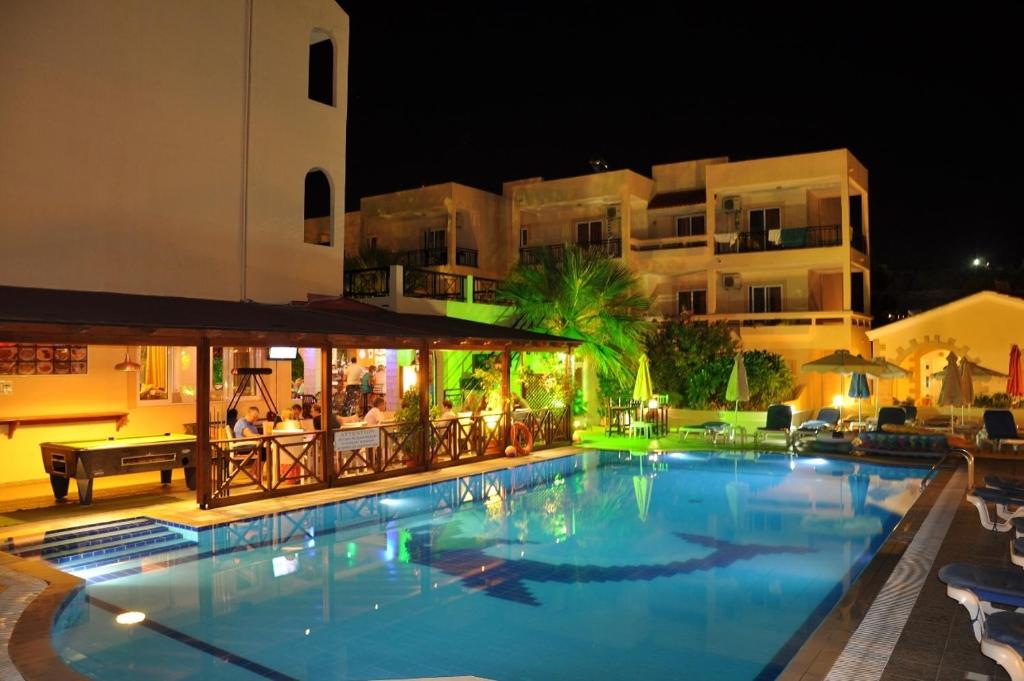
[647,188,706,210]
[0,285,576,349]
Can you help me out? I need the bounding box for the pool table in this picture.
[40,434,197,505]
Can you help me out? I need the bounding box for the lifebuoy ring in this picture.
[510,422,534,457]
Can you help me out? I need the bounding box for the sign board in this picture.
[334,427,380,451]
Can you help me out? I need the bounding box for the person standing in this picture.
[343,357,365,416]
[373,363,386,404]
[361,365,376,414]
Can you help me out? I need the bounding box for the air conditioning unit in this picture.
[606,205,619,221]
[722,196,742,212]
[722,274,741,290]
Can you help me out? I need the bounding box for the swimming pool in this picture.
[51,450,930,681]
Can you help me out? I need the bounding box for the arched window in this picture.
[304,170,332,246]
[308,30,334,106]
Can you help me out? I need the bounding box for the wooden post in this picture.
[320,345,333,485]
[418,341,430,468]
[196,337,211,509]
[502,345,512,448]
[565,346,574,441]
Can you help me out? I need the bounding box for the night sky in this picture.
[341,3,1024,273]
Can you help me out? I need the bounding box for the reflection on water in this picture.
[54,450,929,681]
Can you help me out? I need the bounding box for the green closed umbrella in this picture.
[726,352,750,426]
[633,353,654,403]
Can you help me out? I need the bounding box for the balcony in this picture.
[343,267,389,298]
[455,247,479,267]
[403,268,465,300]
[713,225,842,255]
[519,238,622,265]
[400,248,447,268]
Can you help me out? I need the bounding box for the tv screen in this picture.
[268,347,298,360]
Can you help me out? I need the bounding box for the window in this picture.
[749,285,783,313]
[212,347,261,400]
[576,220,604,244]
[424,229,446,250]
[675,214,706,237]
[138,346,196,403]
[308,30,334,106]
[748,207,781,234]
[367,236,378,250]
[520,228,529,247]
[304,170,332,246]
[677,289,707,316]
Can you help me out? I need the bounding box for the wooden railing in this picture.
[207,431,328,508]
[428,412,509,468]
[511,407,571,449]
[332,421,426,483]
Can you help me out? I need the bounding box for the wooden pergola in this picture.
[0,285,578,508]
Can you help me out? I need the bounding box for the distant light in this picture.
[115,611,146,625]
[832,394,844,408]
[972,257,982,267]
[380,498,401,506]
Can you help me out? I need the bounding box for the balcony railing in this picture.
[455,247,479,267]
[713,225,841,255]
[400,248,448,268]
[472,276,506,305]
[403,267,465,300]
[520,238,622,265]
[344,267,390,298]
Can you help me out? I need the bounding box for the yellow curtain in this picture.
[143,346,168,389]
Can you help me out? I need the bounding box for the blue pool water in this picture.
[51,451,930,681]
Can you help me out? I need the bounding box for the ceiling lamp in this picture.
[114,347,141,372]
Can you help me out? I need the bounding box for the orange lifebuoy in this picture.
[510,422,534,457]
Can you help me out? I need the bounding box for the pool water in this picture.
[52,451,930,681]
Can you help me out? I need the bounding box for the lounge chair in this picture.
[676,421,732,443]
[979,611,1024,681]
[754,404,793,448]
[902,405,918,423]
[984,410,1024,451]
[966,487,1024,532]
[796,408,841,432]
[875,406,907,430]
[939,562,1024,640]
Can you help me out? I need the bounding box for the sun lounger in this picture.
[754,404,793,448]
[939,562,1024,640]
[966,487,1024,532]
[987,477,1024,497]
[796,408,841,433]
[984,410,1024,451]
[676,421,732,443]
[875,406,907,430]
[979,611,1024,681]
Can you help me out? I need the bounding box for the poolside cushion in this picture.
[972,487,1024,505]
[856,431,949,456]
[1012,517,1024,535]
[938,563,1024,608]
[987,477,1024,496]
[985,611,1024,652]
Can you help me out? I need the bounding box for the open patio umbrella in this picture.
[802,349,882,420]
[959,356,975,425]
[871,358,910,411]
[1009,345,1024,401]
[848,373,871,422]
[930,361,1007,380]
[632,353,654,404]
[726,352,750,427]
[938,351,964,433]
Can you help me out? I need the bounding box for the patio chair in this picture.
[754,404,793,448]
[965,486,1024,532]
[984,410,1024,451]
[977,611,1024,681]
[902,405,918,423]
[939,562,1024,642]
[875,406,907,430]
[796,408,841,432]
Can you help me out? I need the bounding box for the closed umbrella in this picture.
[848,373,871,422]
[938,351,964,433]
[930,361,1007,380]
[1009,345,1024,401]
[632,353,654,403]
[959,357,974,426]
[726,352,750,427]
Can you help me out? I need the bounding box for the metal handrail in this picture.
[941,447,975,491]
[344,267,390,298]
[520,238,622,264]
[713,224,842,254]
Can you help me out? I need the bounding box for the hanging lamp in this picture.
[114,346,141,372]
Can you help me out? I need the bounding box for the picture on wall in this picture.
[0,344,88,375]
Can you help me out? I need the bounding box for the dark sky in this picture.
[340,3,1024,270]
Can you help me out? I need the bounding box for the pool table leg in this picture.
[75,477,94,505]
[184,466,196,490]
[49,474,70,500]
[160,469,172,485]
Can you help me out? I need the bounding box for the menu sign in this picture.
[333,427,380,451]
[0,344,88,376]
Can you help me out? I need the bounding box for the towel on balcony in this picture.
[768,229,782,245]
[713,232,738,246]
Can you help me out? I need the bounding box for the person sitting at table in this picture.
[439,399,458,421]
[289,403,303,422]
[234,406,262,439]
[364,396,387,426]
[310,404,323,430]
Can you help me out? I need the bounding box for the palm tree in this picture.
[497,245,651,387]
[344,244,401,271]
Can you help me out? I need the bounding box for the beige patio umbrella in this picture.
[871,358,911,412]
[726,352,750,427]
[938,351,965,433]
[802,350,884,420]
